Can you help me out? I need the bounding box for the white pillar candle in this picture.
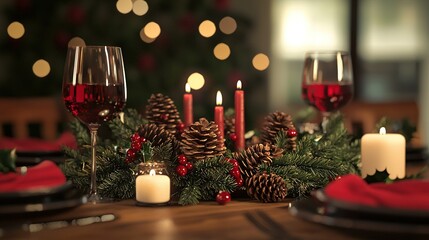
[361,127,406,179]
[136,169,170,204]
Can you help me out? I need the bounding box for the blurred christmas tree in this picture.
[0,0,267,128]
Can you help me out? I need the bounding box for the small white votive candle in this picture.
[136,163,170,205]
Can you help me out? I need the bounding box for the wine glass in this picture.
[301,51,353,131]
[62,46,127,203]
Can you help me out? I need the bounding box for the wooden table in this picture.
[2,162,428,240]
[1,197,428,240]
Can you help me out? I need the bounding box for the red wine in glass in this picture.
[63,83,126,124]
[302,82,353,112]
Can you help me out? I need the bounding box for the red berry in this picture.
[228,158,239,168]
[185,162,193,170]
[131,141,142,150]
[126,149,136,162]
[140,137,147,143]
[236,177,243,187]
[216,191,231,205]
[229,133,237,142]
[178,154,187,165]
[176,165,188,176]
[131,133,140,142]
[229,167,241,179]
[287,129,297,138]
[177,122,185,132]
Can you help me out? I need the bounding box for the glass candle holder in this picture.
[135,161,171,206]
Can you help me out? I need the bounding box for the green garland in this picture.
[61,110,362,205]
[260,114,360,197]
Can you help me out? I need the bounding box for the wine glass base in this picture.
[86,193,114,204]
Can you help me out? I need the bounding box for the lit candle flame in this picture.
[236,80,242,90]
[379,127,386,135]
[149,169,156,176]
[337,52,343,81]
[216,91,222,105]
[185,83,191,93]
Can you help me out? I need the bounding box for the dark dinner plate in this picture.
[290,198,429,235]
[0,181,73,202]
[313,190,429,222]
[0,187,86,215]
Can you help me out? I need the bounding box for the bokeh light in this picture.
[32,59,51,78]
[7,21,25,39]
[68,37,86,47]
[252,53,270,71]
[219,16,237,35]
[144,22,161,39]
[187,72,205,90]
[213,43,231,60]
[116,0,133,14]
[133,0,149,16]
[139,28,156,43]
[198,20,216,38]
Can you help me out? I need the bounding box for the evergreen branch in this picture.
[69,119,90,146]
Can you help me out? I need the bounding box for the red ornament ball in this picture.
[176,165,188,176]
[216,191,231,205]
[178,154,187,165]
[185,162,193,170]
[126,149,136,163]
[229,133,237,142]
[140,137,147,144]
[287,129,298,138]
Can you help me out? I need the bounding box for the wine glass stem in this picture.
[321,112,331,133]
[88,124,100,203]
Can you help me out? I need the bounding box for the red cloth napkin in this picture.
[0,131,77,152]
[0,160,66,192]
[325,174,429,211]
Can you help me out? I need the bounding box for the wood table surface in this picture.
[1,162,428,240]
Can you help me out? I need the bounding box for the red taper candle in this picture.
[183,83,193,126]
[214,91,224,141]
[234,80,245,150]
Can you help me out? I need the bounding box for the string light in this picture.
[213,43,230,60]
[133,0,149,16]
[144,22,161,39]
[116,0,133,14]
[7,21,25,39]
[198,20,216,38]
[139,28,156,43]
[32,59,51,78]
[219,16,237,35]
[187,72,205,90]
[68,37,86,47]
[252,53,270,71]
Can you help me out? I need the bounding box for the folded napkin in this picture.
[0,131,77,152]
[0,160,66,192]
[325,174,429,211]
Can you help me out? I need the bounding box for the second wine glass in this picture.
[62,46,127,203]
[301,51,353,131]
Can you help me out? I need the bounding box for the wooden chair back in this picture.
[0,97,66,140]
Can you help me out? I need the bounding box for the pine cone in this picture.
[246,172,287,203]
[260,111,297,151]
[145,93,181,135]
[180,118,226,161]
[224,115,235,136]
[233,143,283,180]
[138,123,180,153]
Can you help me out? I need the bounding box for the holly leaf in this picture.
[364,169,402,184]
[0,149,17,173]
